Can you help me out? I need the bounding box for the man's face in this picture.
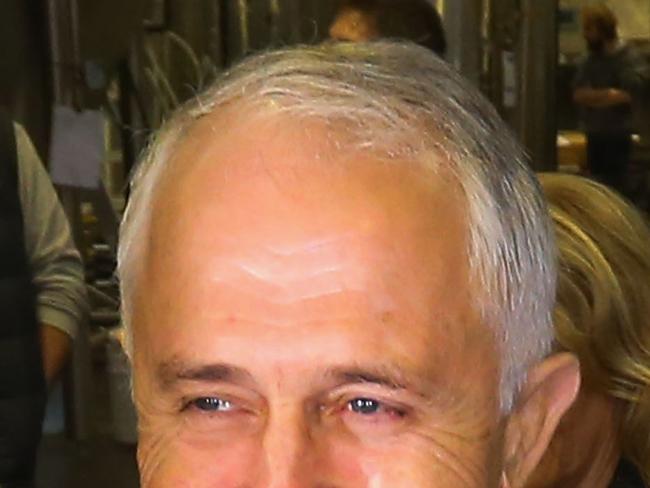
[131,112,505,487]
[582,20,605,52]
[329,7,379,42]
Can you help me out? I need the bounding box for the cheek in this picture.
[138,432,263,488]
[328,427,493,487]
[387,436,490,487]
[137,433,374,487]
[137,427,494,487]
[138,436,379,487]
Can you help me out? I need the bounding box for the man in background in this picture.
[0,112,87,487]
[573,4,649,195]
[329,0,447,57]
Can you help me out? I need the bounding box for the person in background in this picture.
[0,112,87,487]
[573,4,649,196]
[329,0,447,57]
[527,173,650,488]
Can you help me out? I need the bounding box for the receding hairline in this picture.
[128,102,476,329]
[141,97,464,219]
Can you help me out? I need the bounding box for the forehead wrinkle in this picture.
[227,247,351,285]
[200,309,390,331]
[208,272,367,307]
[205,231,393,306]
[211,249,364,287]
[236,261,343,283]
[264,232,362,256]
[204,271,397,322]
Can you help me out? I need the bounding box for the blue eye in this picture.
[191,397,233,412]
[348,398,381,415]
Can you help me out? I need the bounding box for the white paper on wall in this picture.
[49,105,105,189]
[502,51,518,109]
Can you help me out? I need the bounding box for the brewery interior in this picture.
[1,1,649,486]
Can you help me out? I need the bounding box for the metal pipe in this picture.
[238,0,250,55]
[269,0,281,45]
[518,0,558,170]
[69,0,83,108]
[218,0,230,67]
[443,0,483,86]
[46,0,64,103]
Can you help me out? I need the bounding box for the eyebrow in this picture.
[156,359,438,401]
[156,360,255,390]
[326,366,407,390]
[324,365,436,400]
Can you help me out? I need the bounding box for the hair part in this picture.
[118,41,556,413]
[540,173,650,484]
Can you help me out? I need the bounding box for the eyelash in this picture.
[342,397,408,420]
[181,396,410,423]
[188,397,233,412]
[182,396,239,416]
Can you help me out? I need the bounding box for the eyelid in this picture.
[326,382,412,404]
[181,396,228,413]
[346,397,407,416]
[178,388,262,415]
[195,397,232,412]
[324,387,413,416]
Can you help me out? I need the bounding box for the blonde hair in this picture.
[540,173,650,483]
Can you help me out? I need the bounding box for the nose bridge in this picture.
[261,400,316,487]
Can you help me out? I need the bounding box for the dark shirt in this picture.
[0,111,45,487]
[574,43,649,134]
[610,460,645,488]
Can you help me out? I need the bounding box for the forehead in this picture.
[150,110,468,291]
[152,109,467,290]
[135,110,491,380]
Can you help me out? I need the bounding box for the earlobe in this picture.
[502,353,580,487]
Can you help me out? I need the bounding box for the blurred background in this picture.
[0,1,647,486]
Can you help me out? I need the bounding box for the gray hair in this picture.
[118,41,556,413]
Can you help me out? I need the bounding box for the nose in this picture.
[258,403,318,488]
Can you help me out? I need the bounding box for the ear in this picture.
[502,353,580,488]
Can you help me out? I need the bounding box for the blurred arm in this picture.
[573,87,632,108]
[15,124,88,385]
